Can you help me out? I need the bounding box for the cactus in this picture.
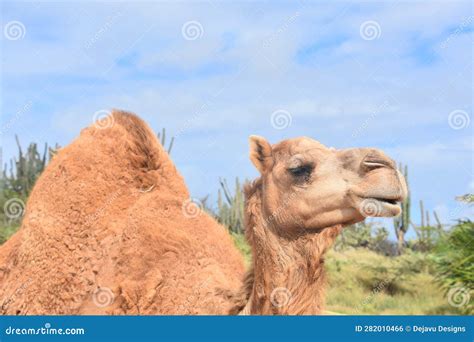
[433,210,442,229]
[411,200,445,251]
[1,136,49,197]
[215,177,245,233]
[393,163,410,254]
[420,199,425,228]
[1,136,55,242]
[157,128,174,154]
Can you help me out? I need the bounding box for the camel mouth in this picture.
[372,197,398,205]
[358,196,402,217]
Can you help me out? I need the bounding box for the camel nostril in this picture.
[362,149,396,170]
[363,159,393,170]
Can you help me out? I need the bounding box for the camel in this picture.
[231,135,407,314]
[0,110,406,315]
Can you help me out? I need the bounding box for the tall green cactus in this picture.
[1,136,52,242]
[2,136,49,197]
[393,163,410,254]
[157,128,174,154]
[216,177,245,233]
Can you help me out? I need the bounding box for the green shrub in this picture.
[433,220,473,314]
[334,223,397,256]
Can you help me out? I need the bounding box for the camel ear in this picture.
[249,135,274,174]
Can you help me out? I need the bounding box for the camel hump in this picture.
[110,109,163,174]
[23,108,189,232]
[22,108,188,230]
[76,109,188,194]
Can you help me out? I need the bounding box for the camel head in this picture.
[249,135,407,233]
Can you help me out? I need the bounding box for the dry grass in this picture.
[325,248,460,315]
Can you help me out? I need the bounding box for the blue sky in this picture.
[1,1,473,236]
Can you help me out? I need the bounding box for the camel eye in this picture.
[288,164,313,180]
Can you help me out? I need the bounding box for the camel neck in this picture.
[239,181,342,315]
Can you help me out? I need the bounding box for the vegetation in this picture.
[1,136,50,197]
[215,178,245,234]
[410,200,445,252]
[432,220,473,314]
[325,248,461,315]
[231,232,252,267]
[157,128,174,154]
[334,222,397,256]
[0,137,54,244]
[456,194,474,204]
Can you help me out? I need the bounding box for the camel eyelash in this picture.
[288,164,314,178]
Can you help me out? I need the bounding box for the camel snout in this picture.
[362,149,396,171]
